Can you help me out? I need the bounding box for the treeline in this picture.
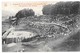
[42,1,80,15]
[13,1,80,20]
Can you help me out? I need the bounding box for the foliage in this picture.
[42,1,80,15]
[42,4,52,15]
[15,9,35,19]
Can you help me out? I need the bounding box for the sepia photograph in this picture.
[2,0,80,52]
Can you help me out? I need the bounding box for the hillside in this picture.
[2,1,80,51]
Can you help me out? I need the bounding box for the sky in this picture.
[2,1,58,15]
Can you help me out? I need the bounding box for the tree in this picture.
[70,1,80,14]
[51,1,80,15]
[15,9,35,19]
[42,4,52,15]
